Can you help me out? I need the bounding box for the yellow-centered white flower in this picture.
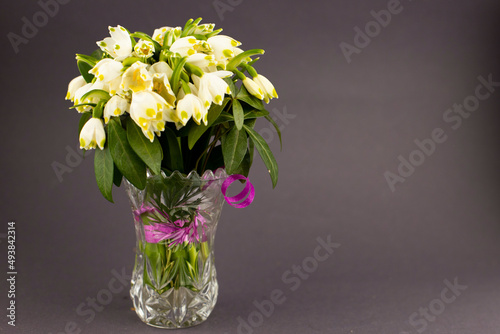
[194,71,232,108]
[152,73,176,107]
[242,77,264,100]
[103,95,130,123]
[74,81,107,113]
[97,26,133,59]
[149,61,173,80]
[152,26,181,46]
[186,53,216,70]
[176,94,206,126]
[66,76,87,101]
[152,26,173,45]
[134,40,155,58]
[253,74,278,103]
[121,61,153,93]
[196,83,212,112]
[89,59,123,83]
[207,35,241,68]
[108,76,122,96]
[170,36,199,57]
[73,83,93,111]
[148,61,176,106]
[234,47,244,56]
[80,118,106,150]
[130,91,169,142]
[170,36,212,57]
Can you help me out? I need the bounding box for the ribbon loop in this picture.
[221,174,255,208]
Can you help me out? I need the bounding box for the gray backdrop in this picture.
[1,0,500,333]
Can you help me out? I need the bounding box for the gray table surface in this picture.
[1,0,500,333]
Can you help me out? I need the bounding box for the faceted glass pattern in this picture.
[125,169,227,328]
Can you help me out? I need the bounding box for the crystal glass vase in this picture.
[125,168,227,329]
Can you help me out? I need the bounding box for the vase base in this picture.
[130,276,218,329]
[140,317,209,330]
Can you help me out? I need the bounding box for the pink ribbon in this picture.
[221,174,255,208]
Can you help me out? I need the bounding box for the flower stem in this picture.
[201,125,222,173]
[194,99,233,172]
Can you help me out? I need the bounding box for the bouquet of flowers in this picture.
[65,18,280,328]
[65,18,280,202]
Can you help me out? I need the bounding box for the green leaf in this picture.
[233,131,255,178]
[182,18,194,35]
[192,34,207,41]
[77,60,94,83]
[187,99,228,149]
[161,126,184,173]
[94,145,114,202]
[92,101,105,119]
[113,163,123,187]
[232,99,244,130]
[170,57,187,95]
[126,119,163,175]
[70,103,96,110]
[243,124,279,188]
[180,71,190,83]
[81,89,111,104]
[122,57,143,67]
[248,138,255,164]
[222,126,248,175]
[91,49,105,60]
[233,146,252,177]
[78,113,92,135]
[237,85,265,110]
[244,118,257,129]
[162,31,173,49]
[223,77,237,97]
[144,243,162,281]
[244,109,270,120]
[206,28,223,39]
[211,113,234,127]
[75,54,98,66]
[226,49,265,71]
[184,63,204,77]
[265,115,283,151]
[108,119,146,189]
